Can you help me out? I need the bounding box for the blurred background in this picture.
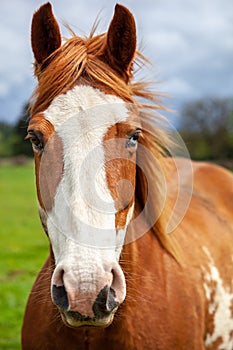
[0,1,232,348]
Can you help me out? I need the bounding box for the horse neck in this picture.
[120,202,170,282]
[121,230,165,273]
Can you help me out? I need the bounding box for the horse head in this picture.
[28,3,140,328]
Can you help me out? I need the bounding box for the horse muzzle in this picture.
[51,257,126,328]
[52,283,120,328]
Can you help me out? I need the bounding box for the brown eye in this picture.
[26,130,44,152]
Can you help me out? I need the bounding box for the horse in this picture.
[22,3,233,349]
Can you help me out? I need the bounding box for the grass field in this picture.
[0,162,48,349]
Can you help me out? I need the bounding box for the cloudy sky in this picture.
[0,0,232,125]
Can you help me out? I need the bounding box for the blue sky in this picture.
[0,0,232,125]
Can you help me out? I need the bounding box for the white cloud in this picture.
[163,78,198,98]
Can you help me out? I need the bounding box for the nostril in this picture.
[52,268,69,310]
[106,287,119,312]
[93,285,109,315]
[52,284,69,310]
[93,285,119,317]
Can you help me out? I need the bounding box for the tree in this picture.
[0,121,14,157]
[0,102,33,158]
[12,103,33,157]
[180,97,233,160]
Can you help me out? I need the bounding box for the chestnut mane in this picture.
[30,30,179,260]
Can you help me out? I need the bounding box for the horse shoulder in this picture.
[168,159,233,349]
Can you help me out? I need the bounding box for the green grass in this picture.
[0,162,48,349]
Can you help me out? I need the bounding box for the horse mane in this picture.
[30,30,180,261]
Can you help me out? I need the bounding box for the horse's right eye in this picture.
[26,130,44,153]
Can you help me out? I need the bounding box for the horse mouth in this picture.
[60,310,116,328]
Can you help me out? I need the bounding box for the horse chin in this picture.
[60,310,115,329]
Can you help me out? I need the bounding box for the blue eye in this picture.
[126,129,141,148]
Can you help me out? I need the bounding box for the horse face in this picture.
[28,85,140,327]
[29,2,138,328]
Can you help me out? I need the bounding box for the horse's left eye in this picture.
[126,129,141,149]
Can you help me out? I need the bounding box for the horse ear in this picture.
[31,2,61,64]
[102,4,136,82]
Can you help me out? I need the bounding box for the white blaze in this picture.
[42,85,134,263]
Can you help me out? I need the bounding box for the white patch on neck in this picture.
[202,246,233,350]
[43,85,132,262]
